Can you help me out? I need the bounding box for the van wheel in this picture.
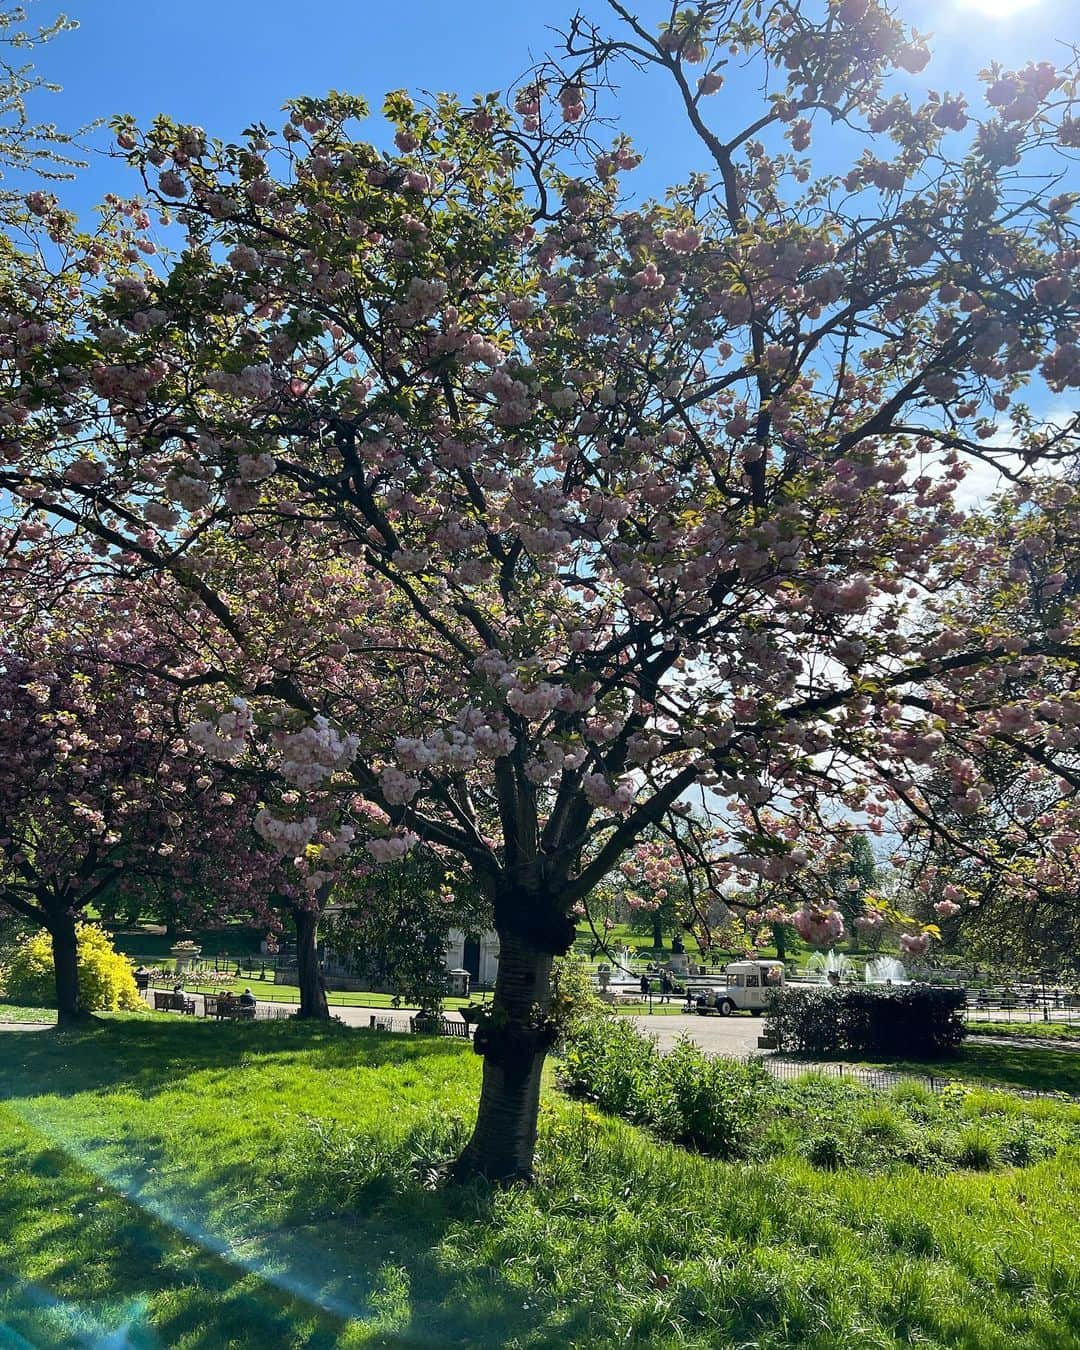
[718,999,734,1016]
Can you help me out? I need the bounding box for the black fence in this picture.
[963,998,1078,1025]
[744,1055,1075,1100]
[143,975,413,1011]
[761,1058,947,1093]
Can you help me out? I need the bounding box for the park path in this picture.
[134,990,768,1053]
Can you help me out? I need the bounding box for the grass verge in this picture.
[853,1040,1080,1097]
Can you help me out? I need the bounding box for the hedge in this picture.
[765,985,967,1059]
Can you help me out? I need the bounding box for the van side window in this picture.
[729,974,744,986]
[745,973,760,987]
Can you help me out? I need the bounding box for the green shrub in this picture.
[558,1018,773,1159]
[803,1132,848,1170]
[558,1016,1080,1177]
[549,952,611,1047]
[558,1015,661,1123]
[2,924,142,1012]
[999,1120,1054,1167]
[766,985,966,1058]
[654,1037,772,1159]
[857,1102,909,1147]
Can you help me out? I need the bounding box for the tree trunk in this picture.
[772,922,787,962]
[292,905,330,1019]
[454,930,554,1183]
[47,910,86,1027]
[652,912,664,951]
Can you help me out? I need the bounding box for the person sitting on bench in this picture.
[238,988,257,1011]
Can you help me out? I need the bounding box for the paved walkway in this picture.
[137,990,769,1051]
[11,996,1068,1064]
[627,1010,766,1056]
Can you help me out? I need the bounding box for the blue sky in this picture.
[24,0,1080,219]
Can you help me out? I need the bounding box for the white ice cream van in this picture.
[694,959,785,1016]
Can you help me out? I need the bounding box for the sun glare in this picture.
[955,0,1043,18]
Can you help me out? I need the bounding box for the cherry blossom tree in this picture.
[2,0,1080,1175]
[0,577,288,1022]
[893,494,1080,972]
[0,2,87,221]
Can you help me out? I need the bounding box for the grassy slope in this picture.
[0,1018,1077,1348]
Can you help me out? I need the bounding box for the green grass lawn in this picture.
[110,925,268,960]
[967,1019,1080,1043]
[0,1001,57,1023]
[846,1040,1080,1097]
[176,979,707,1017]
[1,1017,1079,1347]
[173,976,483,1011]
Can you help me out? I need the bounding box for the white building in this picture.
[445,929,499,986]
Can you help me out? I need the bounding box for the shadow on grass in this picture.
[0,1020,569,1347]
[0,1118,357,1348]
[0,1016,466,1104]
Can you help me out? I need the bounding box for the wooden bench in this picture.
[154,991,196,1015]
[204,995,257,1020]
[410,1015,470,1038]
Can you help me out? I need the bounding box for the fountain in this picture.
[863,956,907,984]
[805,949,856,983]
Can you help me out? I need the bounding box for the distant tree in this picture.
[626,886,685,952]
[823,834,879,948]
[326,848,489,1014]
[0,3,87,219]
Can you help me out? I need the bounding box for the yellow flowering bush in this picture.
[2,923,142,1011]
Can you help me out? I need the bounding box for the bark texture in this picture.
[454,929,554,1183]
[47,909,85,1026]
[292,904,330,1019]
